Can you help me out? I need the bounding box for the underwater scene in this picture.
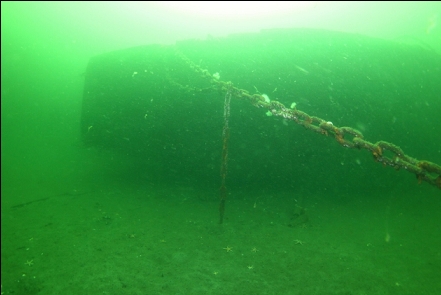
[2,2,441,295]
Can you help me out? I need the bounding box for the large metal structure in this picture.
[81,29,441,202]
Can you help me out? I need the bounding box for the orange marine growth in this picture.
[372,145,382,160]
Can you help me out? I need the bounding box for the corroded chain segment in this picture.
[175,50,441,190]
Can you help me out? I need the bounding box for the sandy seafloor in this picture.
[1,180,440,295]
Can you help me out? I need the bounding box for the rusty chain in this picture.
[174,50,441,190]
